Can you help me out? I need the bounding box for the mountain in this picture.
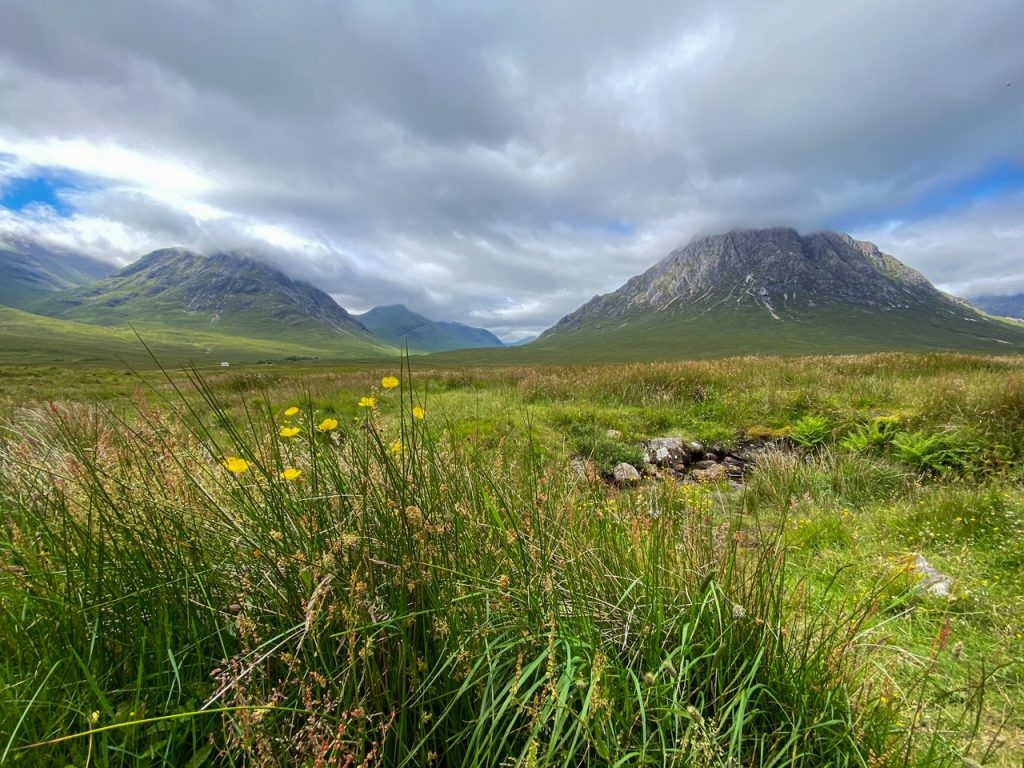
[533,227,1024,360]
[356,304,503,352]
[0,238,115,309]
[506,335,539,347]
[32,248,393,359]
[969,294,1024,320]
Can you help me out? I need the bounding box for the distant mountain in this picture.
[0,238,115,309]
[970,294,1024,320]
[34,248,393,357]
[534,227,1024,360]
[506,335,538,347]
[356,304,503,352]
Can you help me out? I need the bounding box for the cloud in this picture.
[0,0,1022,338]
[858,191,1024,298]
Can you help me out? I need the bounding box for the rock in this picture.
[569,457,597,482]
[910,553,953,597]
[708,443,728,460]
[686,440,705,458]
[644,438,689,467]
[606,429,623,440]
[692,459,721,470]
[690,464,727,483]
[613,462,642,485]
[722,457,748,477]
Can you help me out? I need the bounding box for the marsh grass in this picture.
[1,354,1019,765]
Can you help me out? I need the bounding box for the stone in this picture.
[644,438,688,467]
[690,464,727,483]
[692,459,721,470]
[570,457,597,482]
[613,462,642,485]
[686,440,705,458]
[910,553,953,597]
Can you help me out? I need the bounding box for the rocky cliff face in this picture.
[545,227,951,335]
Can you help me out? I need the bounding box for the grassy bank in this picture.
[1,353,1022,765]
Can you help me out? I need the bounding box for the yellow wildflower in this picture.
[222,456,250,474]
[358,397,377,408]
[284,406,300,417]
[279,426,301,438]
[281,467,302,481]
[90,711,100,724]
[412,406,425,420]
[390,439,404,454]
[382,376,400,389]
[317,418,339,432]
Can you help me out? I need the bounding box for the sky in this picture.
[0,1,1022,341]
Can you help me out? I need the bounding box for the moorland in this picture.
[2,351,1022,766]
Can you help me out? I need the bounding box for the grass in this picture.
[0,306,394,367]
[430,305,1024,365]
[1,351,1022,765]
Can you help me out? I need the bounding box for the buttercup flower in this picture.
[381,376,400,389]
[279,426,301,438]
[412,406,425,420]
[222,456,250,474]
[281,467,302,481]
[358,397,377,408]
[284,406,300,417]
[318,418,339,432]
[390,439,404,454]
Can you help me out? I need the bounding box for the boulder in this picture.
[692,459,721,470]
[613,462,642,485]
[690,464,727,484]
[644,438,689,467]
[910,553,953,598]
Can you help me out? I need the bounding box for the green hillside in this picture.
[356,303,504,352]
[0,240,114,309]
[26,248,395,361]
[428,303,1024,366]
[0,306,396,366]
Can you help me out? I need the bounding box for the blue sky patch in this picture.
[0,169,91,217]
[837,160,1024,231]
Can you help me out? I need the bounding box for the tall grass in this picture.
[0,364,985,765]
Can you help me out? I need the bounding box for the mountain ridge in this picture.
[0,238,116,309]
[356,303,504,352]
[970,293,1024,320]
[32,248,393,357]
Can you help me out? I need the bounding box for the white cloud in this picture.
[0,0,1022,333]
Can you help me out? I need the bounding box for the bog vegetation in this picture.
[1,352,1022,766]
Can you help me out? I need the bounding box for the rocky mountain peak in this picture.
[546,227,947,335]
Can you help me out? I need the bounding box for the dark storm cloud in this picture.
[1,0,1022,337]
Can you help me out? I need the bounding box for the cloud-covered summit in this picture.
[1,1,1022,341]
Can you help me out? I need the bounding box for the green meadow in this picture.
[1,352,1023,765]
